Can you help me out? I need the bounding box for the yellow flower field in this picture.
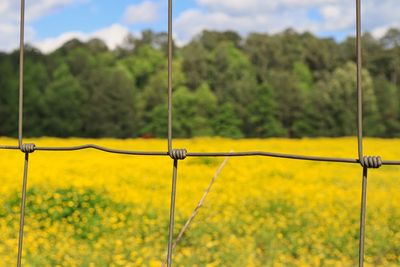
[0,137,399,266]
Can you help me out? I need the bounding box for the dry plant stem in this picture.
[161,154,231,267]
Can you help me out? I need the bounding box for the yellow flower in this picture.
[0,137,399,266]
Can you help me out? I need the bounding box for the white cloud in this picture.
[28,0,86,21]
[320,5,340,20]
[197,0,335,15]
[174,7,317,44]
[1,0,400,52]
[0,0,84,23]
[0,0,86,51]
[0,24,31,52]
[174,0,400,44]
[122,1,159,24]
[372,26,389,39]
[33,24,130,53]
[0,2,9,14]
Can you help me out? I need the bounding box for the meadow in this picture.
[0,137,399,266]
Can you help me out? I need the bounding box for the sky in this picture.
[0,0,399,53]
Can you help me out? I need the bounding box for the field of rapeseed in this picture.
[0,137,399,266]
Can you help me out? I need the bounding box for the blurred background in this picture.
[1,1,400,266]
[0,0,399,139]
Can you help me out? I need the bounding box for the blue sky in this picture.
[32,0,198,38]
[0,0,399,52]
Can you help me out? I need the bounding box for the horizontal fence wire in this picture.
[2,144,400,165]
[0,0,398,266]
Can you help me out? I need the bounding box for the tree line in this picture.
[1,29,400,138]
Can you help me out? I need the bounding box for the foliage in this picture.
[313,62,383,136]
[1,28,400,138]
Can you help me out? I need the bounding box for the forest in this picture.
[0,28,400,138]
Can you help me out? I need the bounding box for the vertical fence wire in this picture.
[16,0,29,266]
[3,0,397,266]
[356,0,364,160]
[359,167,368,267]
[356,1,367,266]
[167,0,173,153]
[18,0,25,148]
[167,0,178,265]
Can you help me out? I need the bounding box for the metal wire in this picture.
[356,1,368,266]
[18,0,25,149]
[358,167,368,267]
[167,159,178,267]
[167,0,173,154]
[0,0,398,266]
[16,153,29,267]
[16,1,28,266]
[356,0,363,162]
[2,145,400,164]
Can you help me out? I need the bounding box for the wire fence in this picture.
[0,0,399,266]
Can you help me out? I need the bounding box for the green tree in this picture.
[181,42,208,90]
[313,62,383,136]
[65,47,96,79]
[172,84,217,137]
[300,32,341,74]
[250,83,286,137]
[138,58,186,135]
[42,64,86,136]
[0,54,18,136]
[291,62,316,137]
[212,103,243,138]
[199,30,242,51]
[192,83,217,136]
[268,70,307,137]
[21,49,50,136]
[208,42,257,135]
[244,33,272,83]
[120,44,164,89]
[373,75,400,136]
[140,104,168,138]
[380,29,400,86]
[83,66,136,138]
[172,86,198,137]
[1,29,399,138]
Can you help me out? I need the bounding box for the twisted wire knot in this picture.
[169,149,187,160]
[20,143,35,154]
[360,156,382,169]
